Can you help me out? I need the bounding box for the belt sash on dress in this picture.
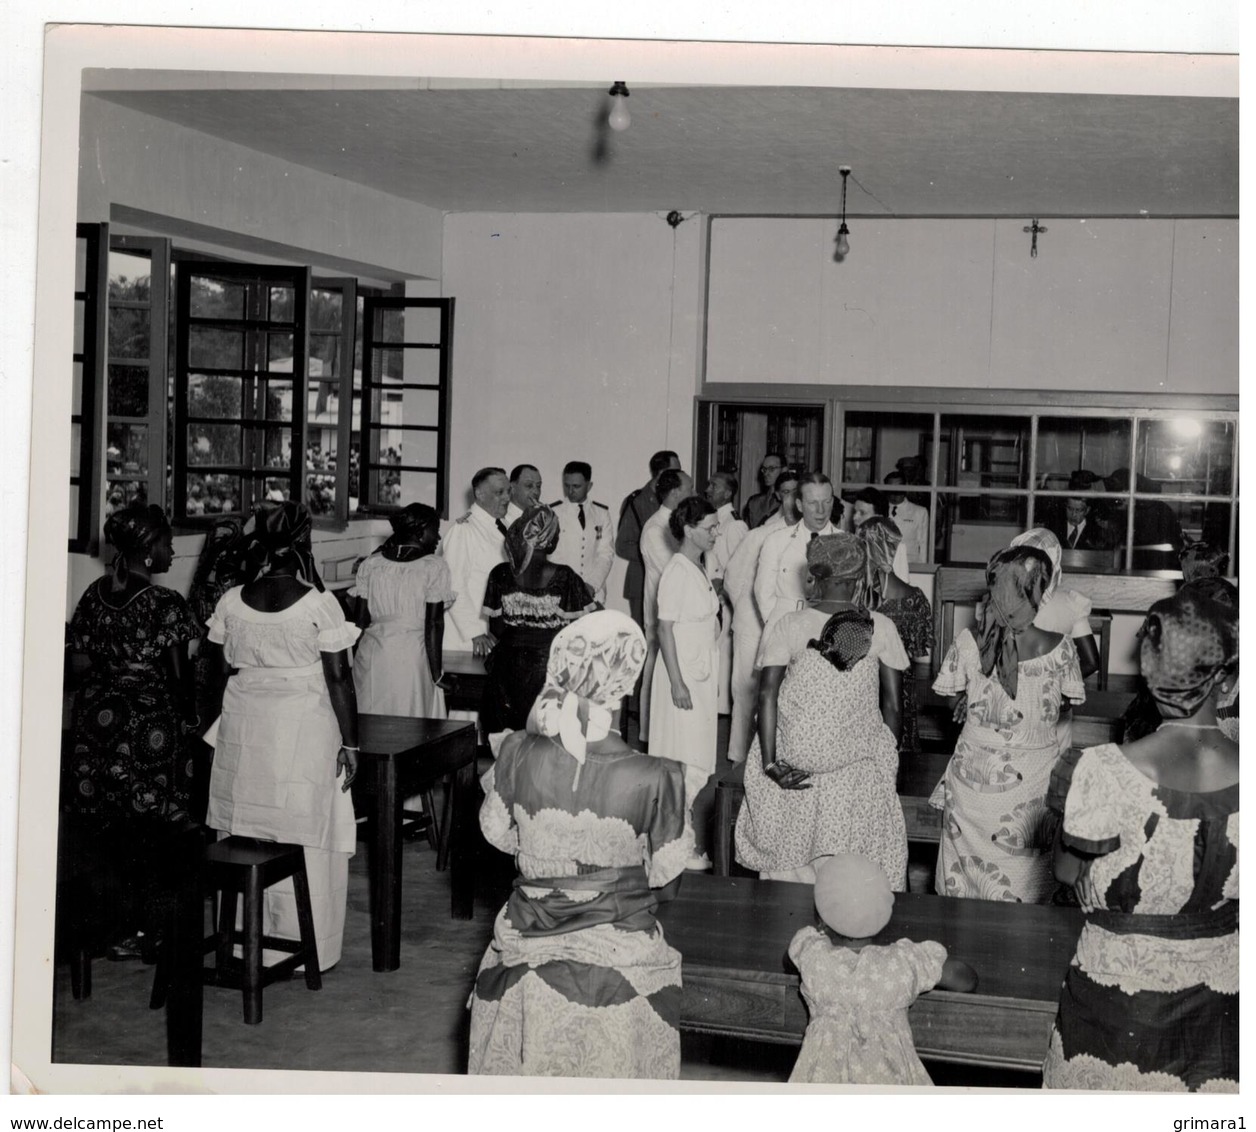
[507,865,661,936]
[1086,900,1237,941]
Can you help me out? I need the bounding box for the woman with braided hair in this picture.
[203,501,360,970]
[480,504,596,736]
[929,545,1085,902]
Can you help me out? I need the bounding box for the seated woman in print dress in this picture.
[351,502,454,718]
[481,504,596,736]
[468,611,691,1079]
[929,545,1085,903]
[1044,588,1238,1092]
[735,534,909,888]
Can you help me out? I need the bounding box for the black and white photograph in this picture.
[3,3,1242,1114]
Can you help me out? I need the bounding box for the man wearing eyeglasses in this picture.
[743,452,786,530]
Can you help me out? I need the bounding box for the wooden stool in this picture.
[202,836,322,1024]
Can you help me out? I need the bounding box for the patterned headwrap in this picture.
[1180,541,1229,583]
[249,500,325,591]
[977,545,1053,699]
[103,503,171,588]
[505,504,561,574]
[1140,589,1238,719]
[806,532,869,603]
[526,610,646,788]
[855,516,902,611]
[808,609,874,673]
[377,502,438,563]
[189,516,248,623]
[1009,527,1062,606]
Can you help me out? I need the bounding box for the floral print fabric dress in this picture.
[468,731,691,1079]
[1042,744,1238,1092]
[929,629,1085,902]
[878,586,934,755]
[788,928,947,1085]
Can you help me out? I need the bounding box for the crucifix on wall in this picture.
[1023,218,1048,258]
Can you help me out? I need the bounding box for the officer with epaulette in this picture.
[549,460,616,605]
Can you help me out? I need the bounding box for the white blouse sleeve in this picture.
[871,611,910,671]
[312,590,362,652]
[205,587,237,645]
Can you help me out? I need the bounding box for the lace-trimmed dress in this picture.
[878,586,934,755]
[205,585,361,970]
[1042,744,1238,1092]
[788,927,947,1085]
[929,630,1084,902]
[468,731,690,1079]
[350,553,455,718]
[735,607,909,887]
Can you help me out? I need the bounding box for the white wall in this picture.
[706,217,1237,394]
[438,211,706,611]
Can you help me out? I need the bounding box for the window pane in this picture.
[188,374,243,419]
[940,414,1029,489]
[108,364,149,417]
[841,410,933,486]
[393,469,439,509]
[68,484,79,539]
[400,347,441,385]
[109,305,150,360]
[309,289,343,332]
[307,381,338,428]
[108,252,152,300]
[74,300,84,354]
[186,472,241,515]
[1036,416,1132,491]
[936,492,1028,565]
[189,277,246,319]
[371,429,440,468]
[72,361,83,415]
[261,380,293,423]
[403,307,442,342]
[106,422,148,477]
[259,476,292,503]
[188,423,241,466]
[1135,419,1235,496]
[266,332,294,371]
[372,347,406,382]
[75,237,87,292]
[106,479,147,515]
[189,327,245,370]
[306,468,337,515]
[261,427,293,470]
[309,332,340,379]
[70,423,81,477]
[269,286,294,323]
[375,308,404,344]
[371,385,440,427]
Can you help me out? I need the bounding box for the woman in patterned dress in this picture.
[468,611,691,1079]
[480,504,596,735]
[351,502,454,718]
[63,504,201,957]
[929,546,1085,902]
[735,534,909,888]
[856,516,934,757]
[1044,588,1238,1092]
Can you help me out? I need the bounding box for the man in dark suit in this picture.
[615,449,680,630]
[1053,496,1115,550]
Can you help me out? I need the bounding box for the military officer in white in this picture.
[703,472,748,715]
[753,472,841,662]
[503,463,542,527]
[440,466,510,656]
[548,460,616,604]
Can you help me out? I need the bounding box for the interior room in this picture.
[21,26,1238,1093]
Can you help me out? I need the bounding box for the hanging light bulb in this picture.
[834,166,852,261]
[607,81,631,132]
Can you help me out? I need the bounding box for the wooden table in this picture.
[658,874,1082,1072]
[353,715,479,972]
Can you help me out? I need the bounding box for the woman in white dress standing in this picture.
[650,495,721,867]
[351,502,454,718]
[205,501,360,971]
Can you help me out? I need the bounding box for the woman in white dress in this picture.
[649,495,721,867]
[205,502,361,971]
[351,502,454,718]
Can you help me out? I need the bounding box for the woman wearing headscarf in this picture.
[468,611,691,1079]
[929,546,1085,902]
[350,502,454,718]
[856,516,935,760]
[480,504,596,735]
[735,533,909,887]
[1044,589,1238,1092]
[64,503,201,959]
[203,501,361,971]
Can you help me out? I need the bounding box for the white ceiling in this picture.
[91,82,1238,219]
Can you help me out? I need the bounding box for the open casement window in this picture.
[360,297,453,517]
[305,277,357,523]
[104,235,171,520]
[173,262,311,522]
[70,223,108,552]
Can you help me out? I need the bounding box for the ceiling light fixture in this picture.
[834,166,852,260]
[607,82,631,132]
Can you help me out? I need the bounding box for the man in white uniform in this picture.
[850,485,913,582]
[884,471,930,566]
[723,469,800,763]
[753,472,842,660]
[440,466,510,656]
[639,468,691,741]
[503,463,542,527]
[549,460,615,603]
[703,472,749,715]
